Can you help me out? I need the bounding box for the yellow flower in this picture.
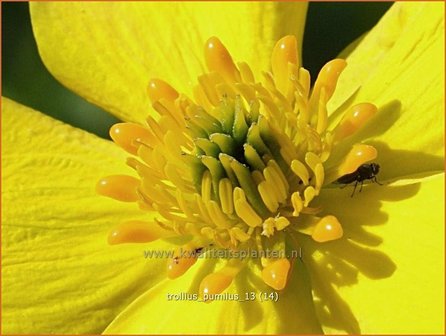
[2,2,444,334]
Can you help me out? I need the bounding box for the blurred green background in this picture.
[2,2,392,139]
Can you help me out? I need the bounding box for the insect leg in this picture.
[359,180,364,193]
[374,177,383,185]
[351,181,359,197]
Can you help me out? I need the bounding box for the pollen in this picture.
[98,35,380,294]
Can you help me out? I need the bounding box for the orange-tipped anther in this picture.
[261,258,291,290]
[312,59,347,101]
[271,35,299,94]
[312,215,343,242]
[167,246,198,279]
[204,36,240,83]
[338,144,377,176]
[108,220,173,245]
[109,123,153,155]
[334,103,378,142]
[147,78,179,103]
[96,175,140,202]
[200,272,234,302]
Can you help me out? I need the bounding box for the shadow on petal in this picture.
[363,141,445,181]
[300,177,423,333]
[236,269,266,330]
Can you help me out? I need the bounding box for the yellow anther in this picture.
[235,199,263,228]
[201,170,212,202]
[298,67,311,98]
[200,261,242,301]
[291,159,310,185]
[291,192,304,216]
[194,193,212,224]
[237,61,255,83]
[201,227,215,240]
[268,160,289,194]
[147,78,179,103]
[167,245,199,279]
[233,186,246,203]
[305,152,322,172]
[219,178,234,215]
[206,201,232,229]
[316,88,328,134]
[303,186,316,207]
[275,216,290,230]
[264,166,286,202]
[261,217,276,237]
[262,216,290,237]
[96,175,140,202]
[205,36,240,83]
[109,123,153,155]
[230,227,251,243]
[338,144,377,176]
[271,35,299,95]
[261,258,291,290]
[312,59,347,102]
[234,188,262,227]
[108,220,173,245]
[311,215,343,242]
[258,181,279,213]
[176,189,195,220]
[334,103,378,142]
[314,163,325,192]
[200,272,233,302]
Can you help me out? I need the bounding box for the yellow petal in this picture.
[30,2,307,123]
[304,173,444,333]
[329,3,444,179]
[104,257,322,334]
[1,98,168,333]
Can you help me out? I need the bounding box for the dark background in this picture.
[2,2,392,139]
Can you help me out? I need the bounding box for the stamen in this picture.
[261,258,291,290]
[291,159,310,185]
[271,35,299,95]
[167,244,200,279]
[205,37,241,83]
[109,123,154,155]
[199,260,243,301]
[291,192,304,216]
[303,186,316,207]
[338,144,378,176]
[218,178,234,215]
[237,62,255,83]
[234,187,263,228]
[147,78,179,103]
[100,35,380,296]
[108,220,173,245]
[96,175,140,202]
[333,103,378,142]
[230,227,251,243]
[311,215,343,242]
[314,163,325,193]
[311,59,347,102]
[262,216,290,237]
[258,181,279,213]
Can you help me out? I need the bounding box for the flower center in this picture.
[97,36,378,296]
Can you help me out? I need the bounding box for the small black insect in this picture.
[337,163,382,197]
